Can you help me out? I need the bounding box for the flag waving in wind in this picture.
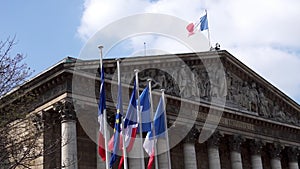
[186,11,209,36]
[123,82,138,150]
[98,67,106,161]
[139,86,152,133]
[110,76,124,168]
[143,96,166,169]
[117,82,138,169]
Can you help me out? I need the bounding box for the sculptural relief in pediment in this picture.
[112,61,299,126]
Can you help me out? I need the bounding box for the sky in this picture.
[1,0,300,104]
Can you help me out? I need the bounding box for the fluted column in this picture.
[128,134,143,169]
[207,131,222,169]
[228,135,244,169]
[287,147,299,169]
[55,100,78,169]
[183,126,199,169]
[249,139,264,169]
[269,143,283,169]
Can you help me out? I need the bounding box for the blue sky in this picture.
[0,0,83,73]
[1,0,300,104]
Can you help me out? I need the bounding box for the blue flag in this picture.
[149,97,166,139]
[110,82,123,167]
[199,13,208,31]
[138,86,152,133]
[124,82,138,128]
[98,67,106,116]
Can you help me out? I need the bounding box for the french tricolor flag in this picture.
[117,82,138,169]
[143,97,166,169]
[97,67,106,161]
[186,12,209,36]
[123,82,138,151]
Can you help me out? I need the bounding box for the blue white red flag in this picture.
[143,97,166,169]
[138,86,152,133]
[98,67,106,161]
[186,12,209,36]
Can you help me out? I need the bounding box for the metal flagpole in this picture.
[147,79,159,169]
[144,42,146,57]
[205,9,212,49]
[98,45,110,169]
[161,89,172,169]
[134,69,146,169]
[116,58,128,169]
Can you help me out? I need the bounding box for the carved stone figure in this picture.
[232,80,242,106]
[226,71,234,101]
[240,81,250,110]
[272,103,286,122]
[178,65,194,98]
[249,82,259,112]
[258,88,270,117]
[209,65,227,98]
[200,71,210,99]
[191,66,200,98]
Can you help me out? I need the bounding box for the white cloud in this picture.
[77,0,300,103]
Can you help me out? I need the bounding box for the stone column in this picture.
[207,131,222,169]
[269,143,283,169]
[249,139,264,169]
[128,134,144,169]
[228,135,244,169]
[183,126,199,169]
[157,139,169,169]
[55,100,78,169]
[287,147,299,169]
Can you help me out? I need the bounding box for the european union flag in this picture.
[110,83,123,167]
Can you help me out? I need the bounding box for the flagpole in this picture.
[161,89,172,169]
[144,42,146,57]
[134,69,146,169]
[98,46,110,169]
[147,79,159,169]
[205,9,212,49]
[116,59,128,169]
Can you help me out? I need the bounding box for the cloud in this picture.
[77,0,300,103]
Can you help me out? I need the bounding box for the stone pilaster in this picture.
[157,138,169,169]
[287,147,299,169]
[249,139,264,169]
[269,143,283,169]
[228,135,244,169]
[183,126,199,169]
[207,131,222,169]
[54,100,78,169]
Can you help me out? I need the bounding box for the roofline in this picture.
[1,50,299,110]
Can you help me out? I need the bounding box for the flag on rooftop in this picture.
[186,11,209,36]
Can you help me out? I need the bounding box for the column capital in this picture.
[183,126,200,143]
[287,146,299,162]
[249,139,264,155]
[207,131,223,148]
[269,143,283,159]
[54,100,77,122]
[228,135,244,153]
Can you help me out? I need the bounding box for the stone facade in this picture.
[1,51,300,169]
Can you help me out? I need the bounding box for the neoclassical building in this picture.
[1,50,300,169]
